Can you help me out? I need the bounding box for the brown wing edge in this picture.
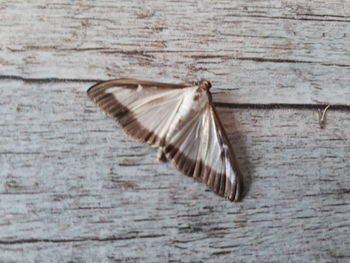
[163,104,242,202]
[87,80,164,146]
[210,104,243,201]
[164,143,241,201]
[87,79,193,147]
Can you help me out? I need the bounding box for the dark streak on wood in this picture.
[0,234,166,245]
[215,102,350,111]
[0,75,102,84]
[190,55,350,68]
[219,13,350,23]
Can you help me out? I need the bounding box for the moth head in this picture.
[198,80,211,90]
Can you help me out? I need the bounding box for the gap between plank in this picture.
[214,103,350,111]
[0,234,165,245]
[0,74,102,83]
[2,75,350,110]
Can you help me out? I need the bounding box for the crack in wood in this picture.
[215,102,350,111]
[2,75,350,109]
[190,55,350,68]
[0,234,166,245]
[0,75,101,83]
[217,13,350,23]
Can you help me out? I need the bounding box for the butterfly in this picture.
[87,78,242,201]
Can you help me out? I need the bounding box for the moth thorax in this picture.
[198,80,211,90]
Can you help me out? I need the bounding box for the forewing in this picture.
[87,79,191,146]
[163,102,242,201]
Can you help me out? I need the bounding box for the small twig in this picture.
[318,105,331,129]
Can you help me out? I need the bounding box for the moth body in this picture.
[166,86,209,139]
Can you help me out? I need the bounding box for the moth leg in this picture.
[156,147,168,162]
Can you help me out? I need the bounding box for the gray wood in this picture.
[1,1,350,104]
[1,0,350,262]
[1,80,350,262]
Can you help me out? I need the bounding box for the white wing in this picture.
[87,79,192,146]
[163,100,242,201]
[87,79,242,201]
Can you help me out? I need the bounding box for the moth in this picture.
[87,79,242,201]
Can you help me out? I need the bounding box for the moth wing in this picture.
[87,79,191,146]
[88,79,242,201]
[163,103,242,201]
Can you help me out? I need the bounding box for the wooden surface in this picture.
[1,1,350,262]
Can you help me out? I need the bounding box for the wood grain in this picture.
[1,80,350,262]
[1,0,350,262]
[1,1,350,104]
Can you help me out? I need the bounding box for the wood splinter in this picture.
[318,105,331,129]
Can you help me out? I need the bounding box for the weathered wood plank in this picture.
[1,0,350,262]
[0,80,349,262]
[1,1,350,104]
